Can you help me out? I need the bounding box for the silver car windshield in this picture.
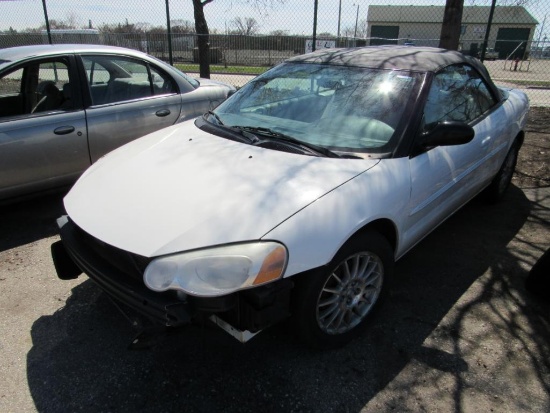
[214,62,422,154]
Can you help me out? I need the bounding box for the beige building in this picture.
[366,5,538,59]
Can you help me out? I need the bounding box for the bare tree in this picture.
[192,0,286,78]
[269,29,288,36]
[342,19,368,38]
[171,19,195,34]
[230,17,260,35]
[98,21,146,34]
[64,12,82,29]
[35,12,83,31]
[439,0,464,50]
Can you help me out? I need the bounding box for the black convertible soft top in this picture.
[287,45,502,102]
[288,45,485,74]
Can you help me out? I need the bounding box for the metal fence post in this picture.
[165,0,174,65]
[312,0,318,52]
[480,0,497,62]
[41,0,52,45]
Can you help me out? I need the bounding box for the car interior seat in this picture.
[31,80,63,113]
[60,83,72,110]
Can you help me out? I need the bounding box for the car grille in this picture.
[72,223,151,281]
[57,216,191,326]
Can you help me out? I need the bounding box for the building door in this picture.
[370,26,399,45]
[495,28,530,59]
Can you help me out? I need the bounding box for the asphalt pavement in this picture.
[1,183,549,412]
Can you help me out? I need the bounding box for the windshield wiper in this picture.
[199,115,258,144]
[234,126,341,158]
[206,110,224,125]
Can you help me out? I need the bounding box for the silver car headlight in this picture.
[144,242,288,297]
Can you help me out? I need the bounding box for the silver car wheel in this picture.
[316,252,384,335]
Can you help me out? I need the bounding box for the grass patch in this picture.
[175,64,268,75]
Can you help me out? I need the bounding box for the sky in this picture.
[0,0,547,40]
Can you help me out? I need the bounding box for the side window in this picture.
[468,70,497,114]
[82,56,176,106]
[83,59,111,85]
[150,65,177,96]
[35,61,72,113]
[0,59,72,120]
[424,64,497,128]
[0,67,23,95]
[0,67,25,118]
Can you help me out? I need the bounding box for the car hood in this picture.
[64,122,379,257]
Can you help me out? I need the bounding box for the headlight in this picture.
[144,242,288,297]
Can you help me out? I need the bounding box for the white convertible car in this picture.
[52,46,529,349]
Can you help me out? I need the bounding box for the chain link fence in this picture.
[1,0,549,105]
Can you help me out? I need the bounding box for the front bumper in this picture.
[53,215,191,326]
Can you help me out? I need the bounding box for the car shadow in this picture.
[25,185,549,412]
[0,192,67,252]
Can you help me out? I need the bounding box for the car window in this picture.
[424,64,497,128]
[172,67,199,88]
[82,56,177,106]
[0,59,72,120]
[0,67,23,95]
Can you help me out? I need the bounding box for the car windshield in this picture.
[212,62,423,155]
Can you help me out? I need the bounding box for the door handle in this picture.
[481,136,492,146]
[156,109,171,117]
[54,126,75,135]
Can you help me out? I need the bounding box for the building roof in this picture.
[287,45,483,73]
[367,5,538,25]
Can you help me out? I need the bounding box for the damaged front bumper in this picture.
[52,215,191,326]
[51,216,294,342]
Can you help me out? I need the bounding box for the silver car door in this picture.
[81,55,181,163]
[402,64,498,251]
[0,58,88,200]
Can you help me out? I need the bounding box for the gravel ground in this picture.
[0,109,548,413]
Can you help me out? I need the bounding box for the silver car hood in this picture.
[65,122,378,257]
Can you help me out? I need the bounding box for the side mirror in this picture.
[419,121,475,149]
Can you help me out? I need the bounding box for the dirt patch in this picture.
[515,106,550,188]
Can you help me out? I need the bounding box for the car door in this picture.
[80,54,181,162]
[402,63,500,249]
[0,56,88,201]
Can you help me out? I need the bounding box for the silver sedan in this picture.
[0,44,235,203]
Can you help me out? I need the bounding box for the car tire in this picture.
[291,231,394,349]
[484,141,520,203]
